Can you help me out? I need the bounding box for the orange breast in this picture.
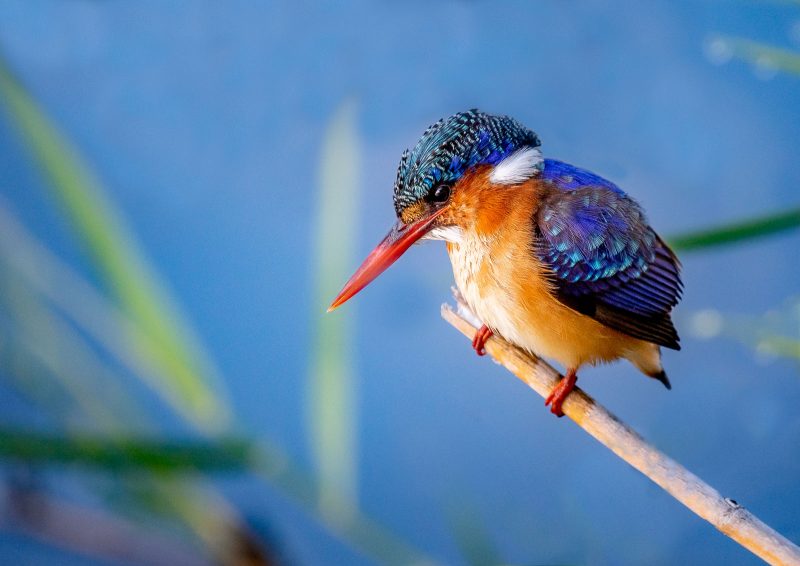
[444,170,651,370]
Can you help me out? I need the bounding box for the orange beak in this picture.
[328,208,444,312]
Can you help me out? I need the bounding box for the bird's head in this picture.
[328,109,542,311]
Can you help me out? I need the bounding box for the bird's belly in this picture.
[448,240,634,369]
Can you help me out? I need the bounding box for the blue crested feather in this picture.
[393,109,540,215]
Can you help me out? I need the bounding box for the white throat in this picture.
[422,225,464,243]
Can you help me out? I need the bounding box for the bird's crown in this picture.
[393,109,541,216]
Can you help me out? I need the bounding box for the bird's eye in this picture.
[429,183,451,203]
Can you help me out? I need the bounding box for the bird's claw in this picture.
[472,325,493,356]
[544,369,578,417]
[544,391,566,417]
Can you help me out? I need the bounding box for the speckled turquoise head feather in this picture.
[392,109,541,216]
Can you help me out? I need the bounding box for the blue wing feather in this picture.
[535,160,683,349]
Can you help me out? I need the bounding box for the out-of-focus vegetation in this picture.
[0,53,277,564]
[707,34,800,77]
[0,6,799,565]
[308,99,361,525]
[669,207,800,252]
[0,56,229,431]
[0,429,255,472]
[0,57,433,565]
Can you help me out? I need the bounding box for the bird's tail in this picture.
[630,343,672,390]
[648,369,672,390]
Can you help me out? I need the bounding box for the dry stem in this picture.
[442,296,800,566]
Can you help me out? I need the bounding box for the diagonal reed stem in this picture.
[441,295,800,566]
[668,207,800,252]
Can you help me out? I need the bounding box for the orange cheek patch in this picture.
[474,199,514,236]
[451,166,535,237]
[400,201,427,224]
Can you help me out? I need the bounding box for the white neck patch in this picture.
[489,147,543,185]
[422,226,464,244]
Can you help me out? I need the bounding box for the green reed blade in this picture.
[0,56,229,431]
[669,207,800,252]
[308,99,361,524]
[0,428,254,472]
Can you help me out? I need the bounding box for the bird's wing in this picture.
[534,162,682,349]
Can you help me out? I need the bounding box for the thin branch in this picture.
[441,295,800,566]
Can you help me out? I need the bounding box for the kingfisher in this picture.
[328,110,682,416]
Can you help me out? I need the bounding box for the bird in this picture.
[328,109,682,417]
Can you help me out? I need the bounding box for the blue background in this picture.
[0,2,798,565]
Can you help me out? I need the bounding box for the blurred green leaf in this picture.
[0,56,228,431]
[723,36,800,76]
[0,428,255,472]
[756,334,800,360]
[668,207,800,252]
[308,99,361,524]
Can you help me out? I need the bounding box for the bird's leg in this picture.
[544,368,578,417]
[471,325,493,356]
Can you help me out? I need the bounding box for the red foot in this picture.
[544,369,578,417]
[472,325,493,356]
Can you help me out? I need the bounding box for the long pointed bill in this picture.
[328,209,444,312]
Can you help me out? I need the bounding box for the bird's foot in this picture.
[472,325,493,356]
[544,369,578,417]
